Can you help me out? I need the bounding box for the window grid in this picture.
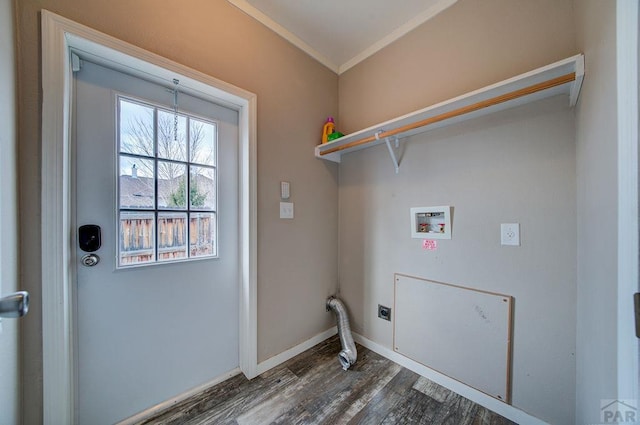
[117,96,218,267]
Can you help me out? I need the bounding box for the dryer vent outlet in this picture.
[378,305,391,321]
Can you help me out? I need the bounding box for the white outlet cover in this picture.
[501,223,520,246]
[280,202,294,219]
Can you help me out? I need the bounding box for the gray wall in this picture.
[0,0,20,423]
[574,1,619,423]
[337,1,579,423]
[15,1,338,421]
[339,97,577,424]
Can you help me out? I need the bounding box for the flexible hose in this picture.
[326,296,357,370]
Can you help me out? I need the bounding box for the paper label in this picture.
[422,240,437,250]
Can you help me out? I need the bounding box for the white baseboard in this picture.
[352,333,548,425]
[117,368,242,425]
[118,329,544,425]
[117,327,338,424]
[255,326,338,375]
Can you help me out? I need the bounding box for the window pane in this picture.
[117,97,220,268]
[190,213,216,257]
[157,161,186,209]
[190,119,216,166]
[119,212,155,266]
[119,156,155,209]
[157,110,187,161]
[158,213,187,261]
[190,166,216,210]
[119,99,155,157]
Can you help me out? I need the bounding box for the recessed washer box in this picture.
[411,206,452,239]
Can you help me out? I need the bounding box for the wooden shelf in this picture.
[315,54,584,165]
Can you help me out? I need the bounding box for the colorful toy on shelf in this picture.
[321,116,345,143]
[322,117,335,144]
[327,131,344,142]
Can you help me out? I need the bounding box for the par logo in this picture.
[601,399,638,423]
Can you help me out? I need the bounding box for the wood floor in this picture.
[139,336,516,425]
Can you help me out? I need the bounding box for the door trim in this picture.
[41,10,258,424]
[616,0,639,403]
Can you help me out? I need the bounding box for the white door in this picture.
[74,59,240,424]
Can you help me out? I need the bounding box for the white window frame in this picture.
[116,95,220,267]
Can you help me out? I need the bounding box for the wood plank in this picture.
[138,335,516,425]
[175,368,298,425]
[379,390,442,424]
[347,368,422,425]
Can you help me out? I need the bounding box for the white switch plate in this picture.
[280,181,290,200]
[280,202,294,219]
[501,223,520,246]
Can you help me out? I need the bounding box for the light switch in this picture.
[501,223,520,246]
[280,202,294,219]
[280,181,290,200]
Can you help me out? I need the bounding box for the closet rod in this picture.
[320,72,576,156]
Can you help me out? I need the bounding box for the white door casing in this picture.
[41,11,257,424]
[616,0,639,403]
[0,0,19,422]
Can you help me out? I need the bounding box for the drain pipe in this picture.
[326,296,357,370]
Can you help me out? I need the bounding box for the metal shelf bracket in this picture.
[376,131,401,174]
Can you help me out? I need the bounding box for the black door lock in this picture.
[79,224,101,252]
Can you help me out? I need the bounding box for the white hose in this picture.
[326,296,357,370]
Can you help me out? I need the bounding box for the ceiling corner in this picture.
[338,0,459,74]
[227,0,340,74]
[227,0,458,75]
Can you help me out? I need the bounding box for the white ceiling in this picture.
[227,0,458,74]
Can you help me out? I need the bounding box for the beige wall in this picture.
[14,0,624,422]
[0,0,20,423]
[573,1,619,423]
[338,0,576,133]
[15,1,338,421]
[337,0,578,423]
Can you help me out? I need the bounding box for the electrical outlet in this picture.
[378,305,391,321]
[501,223,520,246]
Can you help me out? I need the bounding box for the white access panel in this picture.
[394,274,513,402]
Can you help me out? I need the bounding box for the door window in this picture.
[117,96,217,267]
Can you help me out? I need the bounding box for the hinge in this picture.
[635,293,640,339]
[71,52,82,72]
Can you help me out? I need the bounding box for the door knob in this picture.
[81,253,100,267]
[0,291,29,318]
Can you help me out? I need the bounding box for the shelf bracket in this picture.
[375,130,401,173]
[384,136,401,174]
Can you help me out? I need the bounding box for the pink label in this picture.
[422,240,437,250]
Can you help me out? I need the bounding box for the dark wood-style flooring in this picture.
[139,336,517,425]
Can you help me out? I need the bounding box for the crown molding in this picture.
[227,0,457,75]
